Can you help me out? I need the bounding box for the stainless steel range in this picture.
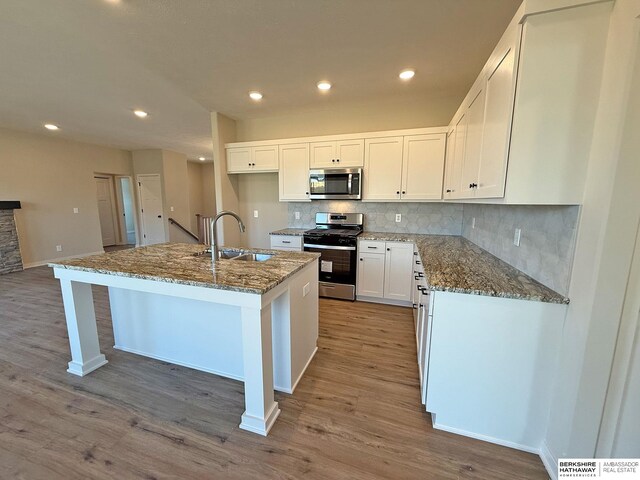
[303,212,363,301]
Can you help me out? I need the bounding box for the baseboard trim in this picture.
[286,346,318,394]
[356,296,412,308]
[114,345,244,383]
[540,440,558,480]
[431,418,540,455]
[25,250,106,269]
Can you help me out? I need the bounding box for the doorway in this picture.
[137,174,166,245]
[95,176,119,247]
[115,176,137,245]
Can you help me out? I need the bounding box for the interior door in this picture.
[137,174,165,245]
[95,176,118,247]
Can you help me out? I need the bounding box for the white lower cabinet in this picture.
[270,235,303,251]
[383,242,414,301]
[356,252,385,298]
[356,240,413,304]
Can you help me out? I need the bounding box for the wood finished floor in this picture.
[0,266,548,479]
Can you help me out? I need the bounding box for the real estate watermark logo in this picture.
[558,459,640,479]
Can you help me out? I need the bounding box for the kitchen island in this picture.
[49,243,319,436]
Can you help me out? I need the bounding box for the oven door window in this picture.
[304,246,356,285]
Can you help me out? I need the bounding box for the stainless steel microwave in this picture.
[309,168,362,200]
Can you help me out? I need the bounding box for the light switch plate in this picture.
[56,245,63,252]
[295,211,301,220]
[395,214,402,223]
[73,207,79,214]
[254,210,259,218]
[514,228,521,246]
[170,206,174,212]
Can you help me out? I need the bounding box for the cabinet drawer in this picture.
[270,235,302,250]
[358,240,385,254]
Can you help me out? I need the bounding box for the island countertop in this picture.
[49,243,320,295]
[359,233,569,304]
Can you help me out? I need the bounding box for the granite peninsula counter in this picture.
[49,243,320,436]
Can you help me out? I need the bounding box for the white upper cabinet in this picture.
[401,134,446,200]
[476,40,518,198]
[310,139,364,168]
[364,134,446,201]
[363,137,404,200]
[460,84,487,199]
[278,143,310,201]
[227,145,278,173]
[441,1,609,204]
[443,113,467,199]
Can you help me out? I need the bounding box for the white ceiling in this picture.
[0,0,521,159]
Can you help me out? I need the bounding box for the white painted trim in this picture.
[287,346,318,394]
[24,250,105,269]
[240,403,281,436]
[114,345,244,383]
[67,355,108,377]
[540,440,558,480]
[356,296,412,308]
[225,126,449,148]
[431,417,541,455]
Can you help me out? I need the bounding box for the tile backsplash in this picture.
[462,204,580,296]
[286,201,580,296]
[288,201,464,235]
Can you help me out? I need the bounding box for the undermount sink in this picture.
[191,249,272,262]
[232,253,273,262]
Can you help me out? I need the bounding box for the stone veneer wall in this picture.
[0,210,23,274]
[288,201,464,235]
[462,204,580,296]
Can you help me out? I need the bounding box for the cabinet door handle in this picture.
[336,159,340,162]
[415,275,420,280]
[446,189,452,193]
[412,303,417,309]
[332,159,335,162]
[282,241,291,244]
[360,258,363,261]
[367,246,378,249]
[402,191,406,194]
[396,191,400,195]
[416,260,421,265]
[386,248,390,251]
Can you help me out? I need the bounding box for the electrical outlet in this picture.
[56,245,63,252]
[73,207,79,214]
[253,210,259,218]
[170,206,174,212]
[295,211,301,220]
[472,217,476,229]
[514,228,521,247]
[395,214,402,223]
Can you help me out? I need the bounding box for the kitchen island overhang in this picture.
[50,243,320,436]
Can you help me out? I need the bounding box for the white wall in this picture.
[187,162,204,233]
[0,128,132,267]
[235,92,459,142]
[543,0,640,474]
[162,150,191,242]
[237,173,288,249]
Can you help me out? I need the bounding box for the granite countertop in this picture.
[48,243,319,295]
[359,232,568,304]
[269,228,309,236]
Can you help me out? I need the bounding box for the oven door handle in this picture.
[304,244,356,251]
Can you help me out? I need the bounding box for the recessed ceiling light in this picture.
[317,81,332,91]
[249,91,263,101]
[44,124,59,131]
[198,156,206,161]
[399,69,415,80]
[134,110,148,118]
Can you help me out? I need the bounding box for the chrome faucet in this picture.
[210,210,246,263]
